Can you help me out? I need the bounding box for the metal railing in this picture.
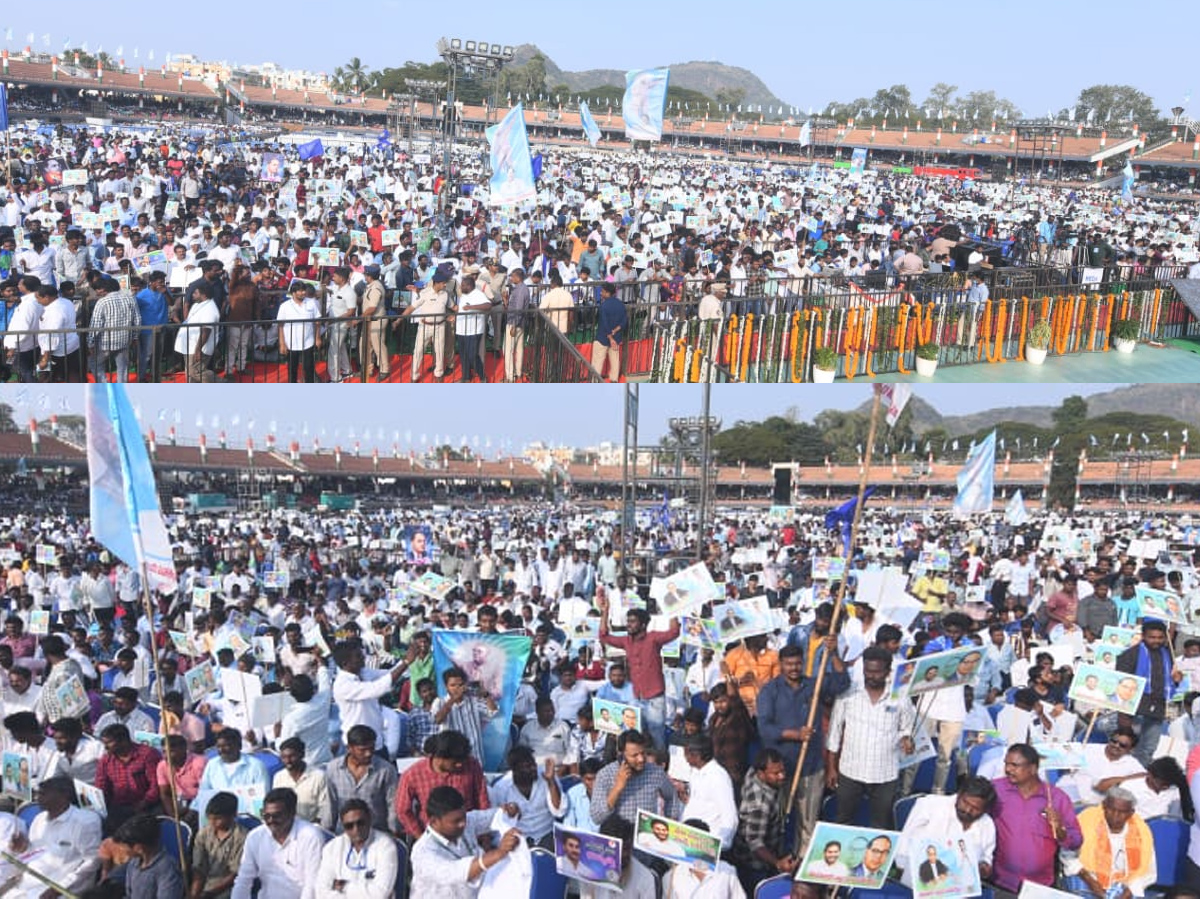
[3,269,1194,384]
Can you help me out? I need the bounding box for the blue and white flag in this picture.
[431,630,532,771]
[580,100,601,147]
[297,138,324,161]
[486,103,536,206]
[376,127,391,149]
[622,68,669,142]
[0,84,8,132]
[86,385,178,593]
[1121,160,1134,203]
[798,119,812,148]
[1005,489,1029,526]
[954,430,996,517]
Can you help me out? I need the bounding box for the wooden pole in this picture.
[787,389,882,810]
[1082,707,1101,743]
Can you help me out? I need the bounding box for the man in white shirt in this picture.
[231,787,326,900]
[896,778,997,889]
[326,266,358,383]
[9,777,103,897]
[36,284,82,381]
[409,785,522,900]
[45,718,104,783]
[174,278,220,382]
[331,641,410,750]
[314,800,398,899]
[2,280,46,383]
[679,737,738,850]
[277,282,322,383]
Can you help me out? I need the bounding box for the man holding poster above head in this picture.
[598,594,679,749]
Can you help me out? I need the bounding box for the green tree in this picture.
[958,89,1020,124]
[870,84,914,120]
[1052,396,1089,433]
[332,57,370,93]
[715,87,746,112]
[1076,84,1162,129]
[923,82,958,117]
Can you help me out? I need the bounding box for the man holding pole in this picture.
[757,640,848,856]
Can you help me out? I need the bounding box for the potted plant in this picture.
[1026,319,1052,365]
[915,341,940,377]
[811,345,838,383]
[1111,317,1139,353]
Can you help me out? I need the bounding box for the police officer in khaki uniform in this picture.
[403,264,451,381]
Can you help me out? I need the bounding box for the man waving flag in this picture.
[86,385,178,593]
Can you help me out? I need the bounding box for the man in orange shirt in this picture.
[722,634,780,716]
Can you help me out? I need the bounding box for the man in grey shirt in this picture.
[503,268,530,382]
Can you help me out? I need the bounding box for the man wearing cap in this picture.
[404,265,450,381]
[359,265,390,380]
[278,283,322,383]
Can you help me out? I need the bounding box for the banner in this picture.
[849,147,868,180]
[0,84,7,132]
[799,119,812,148]
[486,103,536,206]
[260,152,285,182]
[649,561,720,616]
[1121,160,1134,203]
[953,431,996,516]
[86,385,178,593]
[1005,489,1029,526]
[798,823,899,890]
[622,68,670,142]
[579,101,601,148]
[431,630,531,771]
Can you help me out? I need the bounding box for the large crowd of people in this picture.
[2,119,1198,383]
[0,495,1197,898]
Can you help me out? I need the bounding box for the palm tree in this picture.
[336,57,369,94]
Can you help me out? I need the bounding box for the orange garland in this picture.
[1150,288,1162,338]
[896,305,911,375]
[977,300,992,361]
[673,338,687,382]
[790,311,805,383]
[986,299,1007,363]
[1017,297,1030,361]
[724,314,739,365]
[864,308,879,378]
[1087,297,1100,352]
[1054,296,1073,355]
[690,330,703,382]
[843,308,862,380]
[914,302,935,345]
[740,314,754,381]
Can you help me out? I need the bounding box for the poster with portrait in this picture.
[1030,742,1086,770]
[39,159,65,187]
[54,674,90,719]
[553,825,623,890]
[568,616,600,644]
[592,697,642,736]
[309,246,340,268]
[1089,643,1121,669]
[431,630,532,771]
[634,810,721,872]
[679,616,723,651]
[1,753,31,803]
[260,569,289,591]
[908,834,982,900]
[28,611,50,635]
[649,561,720,617]
[75,779,107,818]
[410,571,454,602]
[799,822,899,889]
[1067,662,1146,716]
[35,544,57,566]
[812,556,846,581]
[404,525,435,565]
[1136,585,1188,625]
[184,660,218,701]
[890,645,985,701]
[259,152,286,183]
[712,597,774,643]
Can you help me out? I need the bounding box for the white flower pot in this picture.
[1026,346,1048,365]
[915,357,938,377]
[1115,338,1136,354]
[812,366,836,383]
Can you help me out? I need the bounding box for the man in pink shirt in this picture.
[157,734,207,819]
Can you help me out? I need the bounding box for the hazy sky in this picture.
[6,384,1129,450]
[6,1,1189,117]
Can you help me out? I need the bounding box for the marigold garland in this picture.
[896,305,911,375]
[843,308,862,380]
[1017,297,1030,360]
[790,311,806,383]
[740,314,754,382]
[986,299,1007,364]
[725,314,739,366]
[864,308,879,378]
[1149,288,1162,338]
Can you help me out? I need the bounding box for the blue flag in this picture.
[376,128,391,149]
[622,68,669,141]
[798,119,812,148]
[297,138,324,161]
[531,152,543,181]
[486,103,536,206]
[825,487,876,556]
[658,492,672,529]
[580,100,601,147]
[1005,489,1029,526]
[0,84,8,132]
[431,630,532,771]
[1121,160,1134,203]
[954,430,996,516]
[85,385,178,593]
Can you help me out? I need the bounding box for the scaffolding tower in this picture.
[1113,451,1154,507]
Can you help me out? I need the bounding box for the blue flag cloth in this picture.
[580,100,601,147]
[622,68,669,141]
[954,430,996,516]
[431,630,532,771]
[1005,489,1029,526]
[0,84,8,132]
[377,128,391,148]
[531,152,543,181]
[658,492,672,529]
[825,487,876,556]
[297,138,324,161]
[85,384,178,593]
[798,120,812,148]
[1121,161,1135,203]
[486,103,536,206]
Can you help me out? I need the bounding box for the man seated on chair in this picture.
[197,729,270,817]
[189,792,248,900]
[1060,786,1156,899]
[4,776,102,897]
[896,775,997,890]
[315,799,399,899]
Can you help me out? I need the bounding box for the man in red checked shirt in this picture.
[598,593,680,749]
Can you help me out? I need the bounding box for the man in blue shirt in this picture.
[966,273,989,310]
[593,282,627,383]
[134,270,170,382]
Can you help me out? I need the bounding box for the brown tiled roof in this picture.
[3,58,217,99]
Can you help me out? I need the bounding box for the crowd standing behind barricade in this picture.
[0,501,1198,897]
[2,121,1199,384]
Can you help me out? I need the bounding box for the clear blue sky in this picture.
[7,384,1128,450]
[5,1,1189,117]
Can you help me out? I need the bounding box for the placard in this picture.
[890,645,985,700]
[553,825,623,890]
[1,753,32,803]
[35,544,58,566]
[1068,663,1145,715]
[183,660,217,701]
[910,834,983,899]
[634,810,721,872]
[798,822,899,889]
[54,675,90,718]
[592,697,641,736]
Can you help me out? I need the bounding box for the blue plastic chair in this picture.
[251,749,285,780]
[158,817,193,863]
[754,873,792,899]
[142,705,162,730]
[967,743,991,776]
[894,794,922,830]
[530,847,567,899]
[1148,815,1190,885]
[393,837,409,899]
[848,879,914,899]
[559,774,581,793]
[820,792,872,826]
[15,803,41,830]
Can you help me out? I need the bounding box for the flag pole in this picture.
[0,850,79,899]
[138,561,189,880]
[787,387,882,811]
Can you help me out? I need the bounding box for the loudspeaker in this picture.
[773,468,792,505]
